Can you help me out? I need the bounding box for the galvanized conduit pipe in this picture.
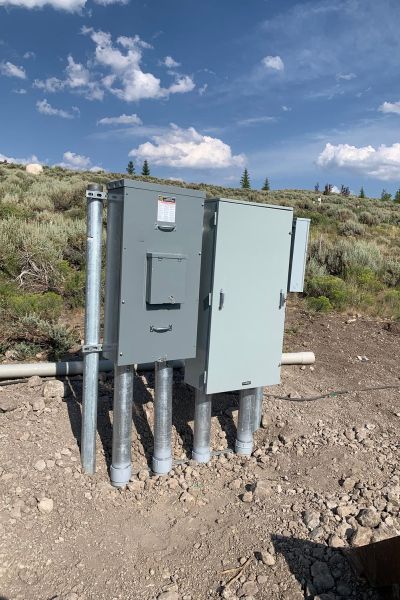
[192,390,212,463]
[81,184,104,475]
[0,352,315,380]
[235,388,255,456]
[152,360,173,475]
[110,364,134,487]
[252,387,263,433]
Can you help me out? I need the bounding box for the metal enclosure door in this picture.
[205,200,293,394]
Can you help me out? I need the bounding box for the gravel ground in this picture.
[1,309,400,600]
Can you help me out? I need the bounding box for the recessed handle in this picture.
[156,223,176,232]
[219,289,225,310]
[150,325,172,333]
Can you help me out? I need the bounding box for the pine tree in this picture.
[142,160,150,176]
[323,183,332,196]
[381,189,392,202]
[126,160,135,176]
[262,177,270,191]
[314,182,320,192]
[394,189,400,204]
[359,186,365,198]
[240,168,251,189]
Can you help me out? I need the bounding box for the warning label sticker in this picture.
[157,195,176,223]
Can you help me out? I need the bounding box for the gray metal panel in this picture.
[104,180,205,365]
[185,198,293,394]
[288,217,310,293]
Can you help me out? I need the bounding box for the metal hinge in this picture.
[279,290,287,309]
[208,292,213,307]
[203,371,207,384]
[86,190,108,200]
[213,212,218,226]
[82,343,103,354]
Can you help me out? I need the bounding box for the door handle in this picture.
[150,325,172,333]
[219,289,225,310]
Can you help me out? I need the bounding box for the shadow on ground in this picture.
[272,534,398,600]
[63,367,240,471]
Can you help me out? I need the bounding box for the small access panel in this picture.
[185,198,294,394]
[103,180,205,365]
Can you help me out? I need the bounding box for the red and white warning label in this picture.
[157,195,176,223]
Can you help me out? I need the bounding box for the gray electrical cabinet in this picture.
[288,217,310,293]
[103,180,205,365]
[185,198,294,395]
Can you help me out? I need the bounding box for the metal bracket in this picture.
[86,190,107,200]
[82,343,103,354]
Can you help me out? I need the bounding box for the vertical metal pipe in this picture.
[235,388,255,456]
[152,360,173,475]
[252,387,263,433]
[81,184,103,475]
[192,390,212,463]
[110,364,134,487]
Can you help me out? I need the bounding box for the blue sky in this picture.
[1,0,400,196]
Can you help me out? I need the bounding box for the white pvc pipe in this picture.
[280,352,315,366]
[0,360,113,379]
[0,352,315,380]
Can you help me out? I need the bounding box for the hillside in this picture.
[1,162,400,360]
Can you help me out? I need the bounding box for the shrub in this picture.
[359,211,380,226]
[381,290,400,319]
[382,260,400,288]
[306,275,348,309]
[338,220,365,236]
[1,290,63,320]
[306,295,332,312]
[20,314,77,360]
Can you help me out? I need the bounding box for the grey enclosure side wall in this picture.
[288,217,310,293]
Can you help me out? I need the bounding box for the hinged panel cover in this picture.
[146,252,187,305]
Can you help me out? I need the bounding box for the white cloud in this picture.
[238,116,276,126]
[13,88,27,94]
[262,55,284,71]
[33,77,65,92]
[379,101,400,115]
[162,56,180,69]
[33,56,103,100]
[167,75,195,95]
[336,72,356,81]
[59,151,92,170]
[317,142,400,181]
[98,113,142,126]
[36,98,79,119]
[129,124,246,169]
[0,61,26,79]
[199,83,208,96]
[282,105,291,112]
[0,152,39,164]
[0,0,85,10]
[82,27,195,102]
[23,51,35,59]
